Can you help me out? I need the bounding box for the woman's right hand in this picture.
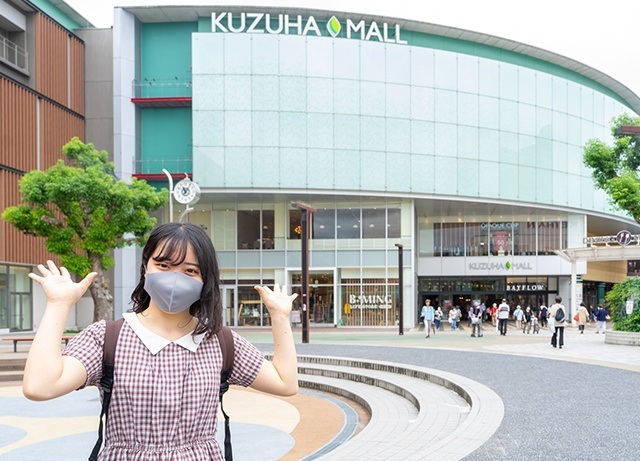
[29,260,96,307]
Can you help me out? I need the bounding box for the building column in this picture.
[597,282,606,306]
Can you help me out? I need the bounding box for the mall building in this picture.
[3,1,640,331]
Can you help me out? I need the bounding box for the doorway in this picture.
[290,270,335,325]
[221,286,237,327]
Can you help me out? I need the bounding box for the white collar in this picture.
[123,312,205,354]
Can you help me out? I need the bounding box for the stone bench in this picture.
[2,335,75,353]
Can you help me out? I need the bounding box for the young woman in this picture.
[22,222,298,460]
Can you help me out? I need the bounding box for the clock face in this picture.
[173,179,201,205]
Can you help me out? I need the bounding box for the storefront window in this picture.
[340,278,398,326]
[313,209,335,239]
[466,223,489,256]
[238,209,274,249]
[337,209,361,238]
[387,208,401,238]
[538,221,567,255]
[237,280,273,326]
[362,208,386,238]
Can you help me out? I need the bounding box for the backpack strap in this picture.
[216,326,235,461]
[89,318,124,461]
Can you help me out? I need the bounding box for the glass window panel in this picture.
[386,44,410,84]
[334,79,360,114]
[499,132,518,164]
[552,111,567,142]
[361,150,386,189]
[252,75,279,110]
[252,34,279,74]
[362,208,386,238]
[224,75,251,110]
[499,99,518,133]
[335,149,360,189]
[337,209,361,238]
[458,158,479,195]
[386,83,410,119]
[360,41,386,82]
[537,107,552,139]
[518,103,536,136]
[280,112,306,147]
[307,113,334,149]
[361,116,385,151]
[387,118,410,153]
[411,120,435,155]
[593,93,605,124]
[224,111,251,146]
[518,68,536,105]
[252,147,280,188]
[313,209,336,239]
[252,112,279,147]
[499,63,518,101]
[567,115,581,146]
[435,89,457,124]
[536,137,553,170]
[478,59,499,97]
[388,208,400,238]
[289,209,301,239]
[519,134,536,167]
[479,128,499,162]
[224,147,252,186]
[410,46,434,87]
[538,221,566,255]
[333,38,359,79]
[552,140,568,172]
[238,210,260,249]
[410,86,434,121]
[307,77,334,113]
[334,114,360,149]
[536,72,552,109]
[435,123,457,157]
[478,96,499,129]
[306,36,333,78]
[224,34,251,74]
[280,148,307,188]
[361,81,386,116]
[458,92,478,126]
[438,223,465,256]
[458,126,479,159]
[434,50,456,90]
[279,35,306,75]
[552,77,568,112]
[466,223,488,256]
[280,76,306,112]
[567,81,580,115]
[457,54,479,94]
[581,88,594,121]
[193,75,224,111]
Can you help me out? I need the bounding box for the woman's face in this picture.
[147,243,203,283]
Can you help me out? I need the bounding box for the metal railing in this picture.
[135,157,192,175]
[0,35,28,73]
[132,78,192,99]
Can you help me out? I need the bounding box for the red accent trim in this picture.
[132,173,192,181]
[131,97,192,107]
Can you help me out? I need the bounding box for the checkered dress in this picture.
[63,320,264,460]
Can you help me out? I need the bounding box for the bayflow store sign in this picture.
[211,12,408,44]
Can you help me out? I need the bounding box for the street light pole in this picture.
[395,243,404,336]
[292,202,317,343]
[162,169,173,221]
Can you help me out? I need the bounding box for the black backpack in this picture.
[90,318,235,461]
[555,307,565,322]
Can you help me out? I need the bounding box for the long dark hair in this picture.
[130,222,222,337]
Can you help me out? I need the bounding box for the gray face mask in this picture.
[144,271,203,314]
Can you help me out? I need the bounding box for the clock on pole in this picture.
[173,177,201,205]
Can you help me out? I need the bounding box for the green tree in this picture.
[604,277,640,332]
[583,113,640,222]
[2,137,168,321]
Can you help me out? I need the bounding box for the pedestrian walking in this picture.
[549,296,566,348]
[539,303,548,328]
[576,302,589,334]
[498,299,510,335]
[523,306,533,333]
[421,299,436,338]
[594,304,610,334]
[513,305,524,331]
[470,302,483,337]
[435,307,443,331]
[448,307,458,331]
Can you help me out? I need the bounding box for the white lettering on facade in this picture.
[211,13,406,44]
[348,294,393,309]
[468,262,533,270]
[506,284,546,291]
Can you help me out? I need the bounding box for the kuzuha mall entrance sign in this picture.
[555,230,640,320]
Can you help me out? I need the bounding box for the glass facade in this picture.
[0,265,32,331]
[192,32,629,217]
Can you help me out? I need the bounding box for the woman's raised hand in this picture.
[254,283,298,318]
[29,260,96,307]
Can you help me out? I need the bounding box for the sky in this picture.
[64,0,640,103]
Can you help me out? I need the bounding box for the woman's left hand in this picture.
[254,284,298,318]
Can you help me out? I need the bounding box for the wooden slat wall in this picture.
[1,83,83,265]
[35,13,85,116]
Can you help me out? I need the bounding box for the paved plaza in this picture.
[1,322,638,460]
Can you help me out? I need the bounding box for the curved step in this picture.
[295,355,504,461]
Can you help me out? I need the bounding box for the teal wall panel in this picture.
[140,108,192,173]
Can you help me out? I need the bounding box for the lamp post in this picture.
[292,201,317,343]
[395,243,404,336]
[162,169,173,221]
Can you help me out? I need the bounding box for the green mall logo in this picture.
[211,12,407,44]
